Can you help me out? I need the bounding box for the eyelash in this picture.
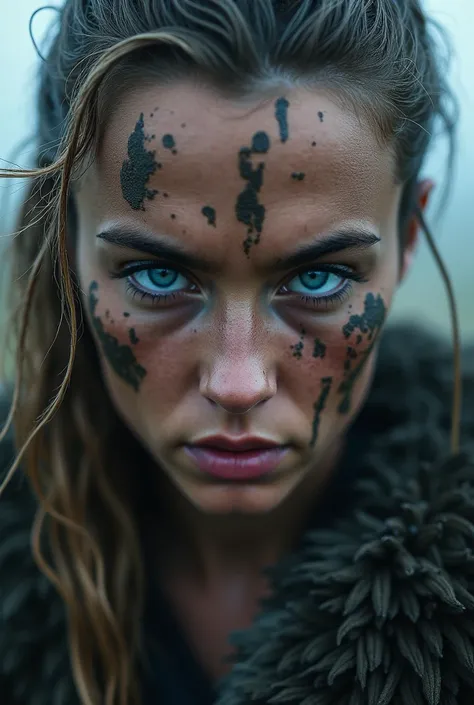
[110,261,368,309]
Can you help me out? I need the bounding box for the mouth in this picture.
[183,444,291,481]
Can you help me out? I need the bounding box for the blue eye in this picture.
[286,270,344,296]
[130,266,188,294]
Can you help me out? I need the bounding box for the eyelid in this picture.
[109,259,195,282]
[280,263,368,288]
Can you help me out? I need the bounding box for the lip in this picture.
[191,435,283,452]
[184,444,290,481]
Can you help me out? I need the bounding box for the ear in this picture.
[398,179,435,284]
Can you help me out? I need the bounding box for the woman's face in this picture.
[76,80,416,516]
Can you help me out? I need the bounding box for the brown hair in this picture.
[0,1,459,703]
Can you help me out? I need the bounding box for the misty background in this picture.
[0,0,473,343]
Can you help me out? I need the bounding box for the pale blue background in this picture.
[0,0,473,341]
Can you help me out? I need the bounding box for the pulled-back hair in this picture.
[0,1,458,703]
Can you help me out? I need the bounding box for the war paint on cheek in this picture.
[120,113,159,210]
[129,328,139,345]
[342,292,386,340]
[310,377,333,447]
[201,206,216,227]
[88,282,147,392]
[235,131,270,256]
[274,97,289,143]
[337,292,387,414]
[291,326,306,359]
[291,172,305,181]
[313,338,326,359]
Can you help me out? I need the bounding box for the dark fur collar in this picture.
[1,325,474,705]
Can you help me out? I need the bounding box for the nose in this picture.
[200,308,276,415]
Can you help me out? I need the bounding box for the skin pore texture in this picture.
[75,80,432,679]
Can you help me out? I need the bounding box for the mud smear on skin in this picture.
[162,133,178,155]
[120,113,160,210]
[338,292,386,414]
[275,97,290,143]
[236,131,270,256]
[313,338,327,359]
[129,328,140,345]
[310,377,333,447]
[291,327,306,359]
[88,282,147,392]
[201,205,216,227]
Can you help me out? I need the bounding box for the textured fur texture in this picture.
[1,326,474,705]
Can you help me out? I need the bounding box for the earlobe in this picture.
[399,178,435,283]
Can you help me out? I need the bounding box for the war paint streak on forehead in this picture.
[162,134,177,154]
[275,97,289,143]
[310,377,333,448]
[337,292,386,414]
[201,205,217,227]
[236,131,270,256]
[88,282,147,392]
[120,113,159,210]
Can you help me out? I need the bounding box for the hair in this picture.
[0,1,459,703]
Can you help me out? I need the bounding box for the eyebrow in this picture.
[96,226,381,273]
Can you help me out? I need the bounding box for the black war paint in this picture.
[275,97,290,143]
[313,338,327,359]
[236,130,270,256]
[120,113,159,210]
[338,292,386,414]
[129,328,139,345]
[291,172,305,181]
[162,134,177,154]
[310,377,333,447]
[88,282,147,392]
[291,326,306,360]
[201,205,216,227]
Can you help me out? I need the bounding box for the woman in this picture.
[1,0,474,703]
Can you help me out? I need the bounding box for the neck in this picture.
[147,442,343,588]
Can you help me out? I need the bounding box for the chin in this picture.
[178,476,300,515]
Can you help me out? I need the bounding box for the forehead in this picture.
[82,81,398,255]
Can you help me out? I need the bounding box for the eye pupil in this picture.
[300,271,330,290]
[148,268,178,287]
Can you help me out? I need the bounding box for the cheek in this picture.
[282,323,380,428]
[98,318,193,402]
[284,330,352,401]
